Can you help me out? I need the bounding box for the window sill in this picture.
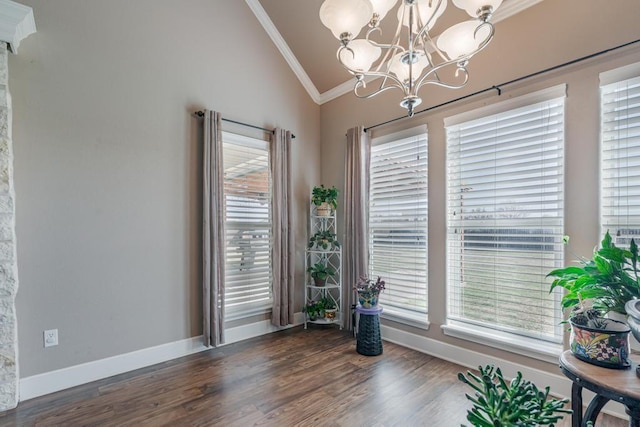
[441,321,563,365]
[380,307,430,331]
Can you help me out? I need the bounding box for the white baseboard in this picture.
[19,313,305,401]
[381,324,626,420]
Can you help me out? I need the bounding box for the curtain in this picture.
[343,126,370,330]
[271,128,295,326]
[203,110,225,347]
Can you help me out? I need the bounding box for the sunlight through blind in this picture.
[601,68,640,246]
[223,132,272,317]
[369,130,428,325]
[445,87,565,343]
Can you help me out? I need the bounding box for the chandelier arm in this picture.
[414,61,470,91]
[365,26,404,53]
[354,81,405,100]
[411,0,444,52]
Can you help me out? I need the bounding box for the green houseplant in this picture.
[308,229,340,251]
[547,231,640,316]
[307,262,336,287]
[302,300,324,321]
[458,365,570,426]
[311,185,338,216]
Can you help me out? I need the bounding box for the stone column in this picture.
[0,42,19,411]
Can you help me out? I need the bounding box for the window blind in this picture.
[446,91,565,343]
[600,72,640,245]
[223,133,272,317]
[369,132,428,324]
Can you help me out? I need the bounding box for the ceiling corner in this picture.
[0,0,36,54]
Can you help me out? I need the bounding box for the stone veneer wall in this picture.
[0,42,19,411]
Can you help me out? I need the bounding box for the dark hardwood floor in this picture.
[0,326,627,426]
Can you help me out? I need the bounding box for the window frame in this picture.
[222,131,273,320]
[368,125,429,329]
[443,85,567,360]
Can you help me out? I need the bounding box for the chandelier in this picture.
[319,0,503,116]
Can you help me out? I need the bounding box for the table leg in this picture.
[626,404,640,427]
[571,382,582,427]
[584,395,608,425]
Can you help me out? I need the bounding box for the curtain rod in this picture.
[364,38,640,133]
[194,111,296,139]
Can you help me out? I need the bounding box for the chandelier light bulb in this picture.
[340,39,382,73]
[452,0,503,18]
[389,53,429,83]
[369,0,399,22]
[398,0,447,31]
[436,20,491,60]
[320,0,373,41]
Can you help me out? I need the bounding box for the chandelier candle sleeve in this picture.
[319,0,502,117]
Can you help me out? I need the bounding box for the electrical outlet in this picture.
[44,329,58,347]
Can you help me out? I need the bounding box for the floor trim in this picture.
[19,314,304,401]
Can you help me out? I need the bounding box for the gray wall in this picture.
[320,0,640,374]
[11,0,320,377]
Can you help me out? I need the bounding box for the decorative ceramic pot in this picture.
[324,308,337,319]
[569,318,630,369]
[357,290,380,308]
[316,202,331,217]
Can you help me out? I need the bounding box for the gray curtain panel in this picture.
[203,110,225,347]
[343,126,370,330]
[271,128,295,326]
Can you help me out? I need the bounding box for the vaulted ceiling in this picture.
[247,0,544,105]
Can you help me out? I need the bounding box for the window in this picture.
[369,126,428,327]
[223,132,272,318]
[445,86,566,349]
[600,64,640,245]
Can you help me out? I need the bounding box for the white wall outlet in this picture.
[43,329,58,347]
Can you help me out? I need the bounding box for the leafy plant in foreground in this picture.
[458,365,570,426]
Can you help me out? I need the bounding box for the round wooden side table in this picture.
[559,350,640,426]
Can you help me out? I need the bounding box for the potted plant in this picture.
[302,300,324,321]
[547,231,640,316]
[311,185,338,216]
[308,229,340,251]
[307,262,336,287]
[458,365,571,426]
[320,296,337,319]
[354,275,385,308]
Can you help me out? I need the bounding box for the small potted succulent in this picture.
[311,185,338,216]
[307,262,336,287]
[308,229,340,251]
[354,275,385,308]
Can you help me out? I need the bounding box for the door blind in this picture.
[446,93,565,343]
[601,73,640,245]
[223,133,272,317]
[369,133,428,324]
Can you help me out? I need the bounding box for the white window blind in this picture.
[223,132,272,318]
[369,130,428,325]
[446,88,565,344]
[600,69,640,245]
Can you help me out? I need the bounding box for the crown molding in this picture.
[0,0,36,54]
[248,0,543,106]
[245,0,321,104]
